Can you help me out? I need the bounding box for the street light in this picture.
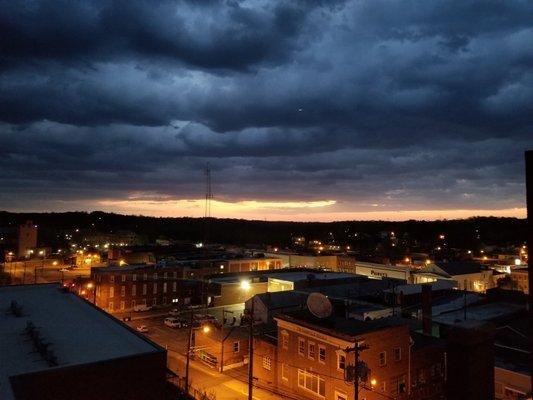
[240,280,251,290]
[202,325,210,334]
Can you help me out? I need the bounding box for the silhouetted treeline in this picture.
[0,211,527,250]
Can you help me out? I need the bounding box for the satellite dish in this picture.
[307,293,333,318]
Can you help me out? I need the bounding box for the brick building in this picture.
[91,265,202,312]
[17,221,37,258]
[268,312,445,400]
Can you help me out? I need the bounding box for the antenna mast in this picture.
[204,163,212,218]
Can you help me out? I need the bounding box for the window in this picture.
[172,282,177,292]
[335,391,348,400]
[142,298,146,305]
[152,298,157,306]
[163,282,167,293]
[380,381,386,392]
[233,341,240,353]
[121,274,126,282]
[281,363,289,381]
[132,274,137,281]
[143,273,147,281]
[142,284,147,295]
[162,296,167,305]
[153,283,157,294]
[132,299,136,307]
[298,337,305,356]
[319,345,326,363]
[308,342,316,359]
[379,351,387,366]
[391,375,406,396]
[120,300,125,310]
[153,273,158,280]
[121,285,125,297]
[164,272,168,280]
[132,284,136,296]
[109,286,114,298]
[297,369,325,397]
[262,356,272,370]
[394,347,401,361]
[281,332,289,350]
[337,353,346,370]
[110,275,115,283]
[173,271,177,279]
[108,301,114,310]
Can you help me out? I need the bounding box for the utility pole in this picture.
[248,296,255,400]
[345,341,369,400]
[185,309,194,394]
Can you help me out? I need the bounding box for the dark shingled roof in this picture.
[435,261,484,276]
[275,310,406,341]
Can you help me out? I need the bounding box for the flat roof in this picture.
[433,302,524,326]
[0,284,162,400]
[267,271,356,282]
[276,310,406,341]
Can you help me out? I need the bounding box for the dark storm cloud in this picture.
[0,0,532,216]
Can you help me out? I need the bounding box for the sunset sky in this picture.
[1,1,531,221]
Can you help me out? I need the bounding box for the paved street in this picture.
[125,312,283,400]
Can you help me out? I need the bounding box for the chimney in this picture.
[525,150,533,391]
[421,284,432,335]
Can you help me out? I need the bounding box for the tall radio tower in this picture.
[204,163,212,218]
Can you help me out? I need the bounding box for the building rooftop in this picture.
[0,284,163,400]
[275,310,406,342]
[266,271,356,282]
[433,302,524,326]
[434,261,484,276]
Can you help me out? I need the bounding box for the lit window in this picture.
[132,274,137,281]
[262,356,272,370]
[108,301,114,310]
[109,286,114,298]
[120,301,125,310]
[308,342,316,359]
[172,282,177,292]
[298,338,305,356]
[381,381,386,392]
[132,284,136,296]
[337,353,346,370]
[318,345,326,363]
[297,369,325,397]
[121,274,126,282]
[120,285,125,297]
[379,351,386,366]
[281,363,289,381]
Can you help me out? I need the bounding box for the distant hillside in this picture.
[0,211,527,250]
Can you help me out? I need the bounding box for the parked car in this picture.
[59,268,68,272]
[168,308,181,316]
[164,317,189,328]
[133,304,152,312]
[136,325,149,333]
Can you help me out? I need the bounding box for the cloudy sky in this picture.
[1,0,532,221]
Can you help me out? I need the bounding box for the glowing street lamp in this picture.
[240,280,251,290]
[202,325,210,334]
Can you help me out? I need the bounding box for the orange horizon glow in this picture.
[88,198,526,222]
